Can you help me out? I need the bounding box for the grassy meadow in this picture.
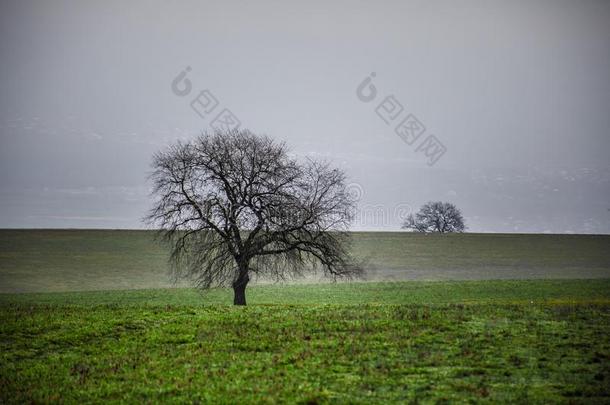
[0,230,608,293]
[1,230,609,403]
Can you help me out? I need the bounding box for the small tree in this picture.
[402,201,465,233]
[146,129,362,305]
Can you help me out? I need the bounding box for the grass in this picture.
[1,279,610,307]
[1,280,610,403]
[1,230,609,402]
[0,230,609,293]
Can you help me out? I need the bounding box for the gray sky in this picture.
[1,0,609,233]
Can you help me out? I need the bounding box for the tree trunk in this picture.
[232,264,249,306]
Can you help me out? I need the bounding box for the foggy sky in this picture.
[1,0,609,233]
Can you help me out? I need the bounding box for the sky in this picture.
[0,0,609,233]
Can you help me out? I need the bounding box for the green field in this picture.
[1,230,610,403]
[1,281,610,403]
[0,230,608,293]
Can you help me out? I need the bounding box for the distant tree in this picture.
[402,201,466,233]
[146,129,362,305]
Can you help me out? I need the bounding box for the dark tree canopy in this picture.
[402,201,466,233]
[146,129,362,305]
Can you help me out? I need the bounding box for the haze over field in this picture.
[1,230,608,293]
[1,0,609,233]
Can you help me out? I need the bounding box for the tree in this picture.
[146,129,362,305]
[402,201,466,233]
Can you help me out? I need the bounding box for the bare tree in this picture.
[146,129,362,305]
[402,201,466,233]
